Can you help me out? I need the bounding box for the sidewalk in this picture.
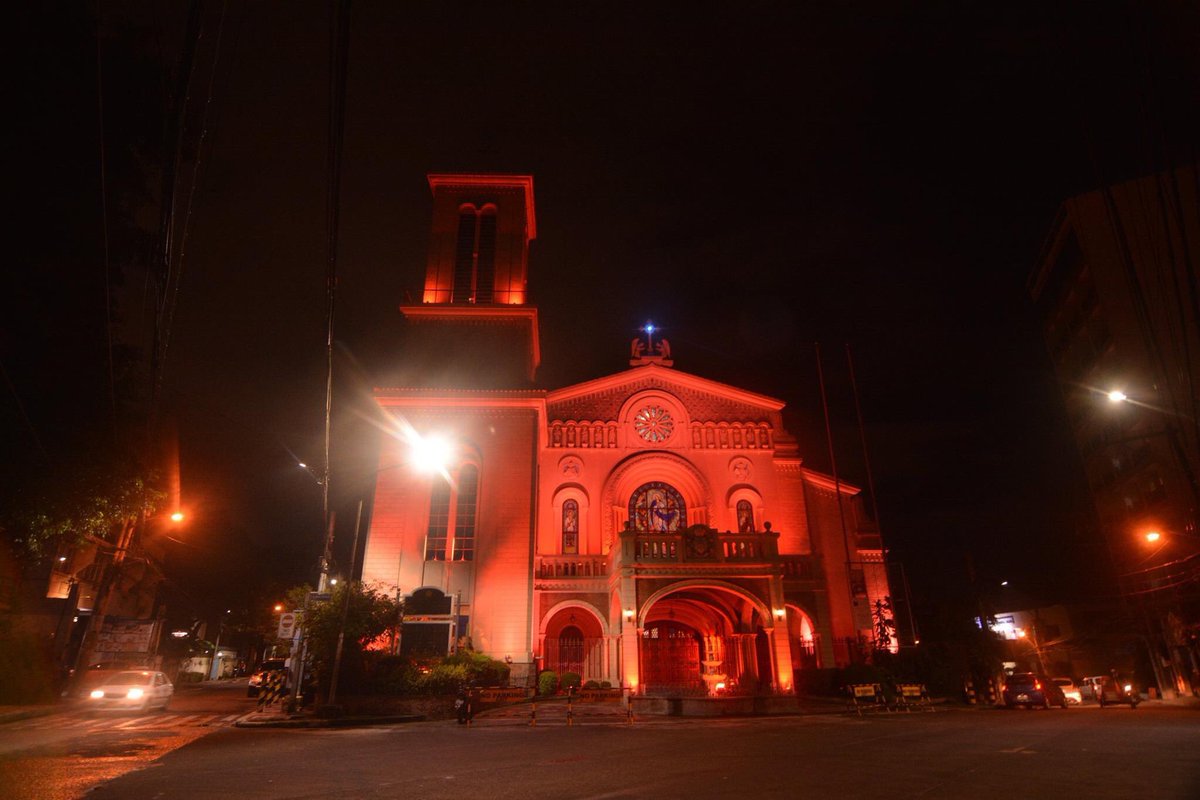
[0,702,70,725]
[233,707,425,729]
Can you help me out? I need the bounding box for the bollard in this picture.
[530,701,537,727]
[965,679,976,705]
[567,696,574,727]
[627,699,634,724]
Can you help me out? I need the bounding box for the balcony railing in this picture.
[618,527,781,567]
[536,555,608,580]
[780,554,818,581]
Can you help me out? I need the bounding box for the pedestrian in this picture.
[455,688,469,724]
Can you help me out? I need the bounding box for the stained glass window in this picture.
[628,482,686,532]
[736,500,754,533]
[562,499,579,554]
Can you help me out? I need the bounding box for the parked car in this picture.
[1052,677,1082,705]
[87,670,173,712]
[247,658,287,697]
[1002,672,1067,708]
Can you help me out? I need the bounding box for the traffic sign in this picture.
[277,612,298,639]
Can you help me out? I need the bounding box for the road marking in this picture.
[115,716,155,729]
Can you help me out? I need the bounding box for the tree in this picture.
[285,582,401,697]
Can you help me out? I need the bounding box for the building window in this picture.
[475,209,497,303]
[562,499,579,554]
[736,499,754,533]
[425,477,452,560]
[450,205,498,304]
[628,482,686,532]
[425,463,480,561]
[850,568,868,598]
[452,465,479,561]
[452,207,477,303]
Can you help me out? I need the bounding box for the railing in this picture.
[619,527,781,567]
[780,555,817,580]
[536,555,608,579]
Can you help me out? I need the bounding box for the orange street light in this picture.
[274,603,284,613]
[1107,389,1128,403]
[170,511,185,523]
[1145,530,1162,543]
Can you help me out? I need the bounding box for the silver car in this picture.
[88,670,174,712]
[1053,677,1082,705]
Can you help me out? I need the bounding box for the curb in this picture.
[0,706,63,725]
[235,714,425,729]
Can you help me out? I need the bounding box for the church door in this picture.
[640,623,703,694]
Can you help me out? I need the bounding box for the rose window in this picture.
[633,406,674,442]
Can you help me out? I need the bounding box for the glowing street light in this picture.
[1145,530,1162,543]
[1107,389,1128,403]
[170,511,185,523]
[409,433,453,473]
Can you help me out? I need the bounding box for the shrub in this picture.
[538,670,558,696]
[583,680,600,690]
[600,681,612,689]
[560,671,582,690]
[443,650,510,687]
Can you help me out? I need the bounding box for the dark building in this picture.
[1028,164,1200,696]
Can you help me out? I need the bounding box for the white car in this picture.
[88,670,174,712]
[1052,677,1082,705]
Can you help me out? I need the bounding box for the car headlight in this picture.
[127,688,144,699]
[90,689,104,699]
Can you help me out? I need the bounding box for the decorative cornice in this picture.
[547,362,784,411]
[427,173,536,239]
[801,467,862,495]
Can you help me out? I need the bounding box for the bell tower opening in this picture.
[397,174,541,386]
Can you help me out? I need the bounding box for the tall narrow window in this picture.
[452,465,479,561]
[452,207,477,303]
[562,499,579,554]
[425,477,452,560]
[736,500,754,533]
[475,209,497,303]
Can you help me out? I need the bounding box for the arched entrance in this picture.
[786,605,820,670]
[542,606,606,682]
[640,586,773,696]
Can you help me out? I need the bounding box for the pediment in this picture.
[546,364,783,425]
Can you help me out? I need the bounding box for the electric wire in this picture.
[95,0,117,435]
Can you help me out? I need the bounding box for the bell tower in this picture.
[398,174,541,386]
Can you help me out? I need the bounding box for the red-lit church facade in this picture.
[360,174,893,695]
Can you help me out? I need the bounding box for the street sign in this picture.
[308,592,332,603]
[277,612,297,640]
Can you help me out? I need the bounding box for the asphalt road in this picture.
[18,702,1195,800]
[0,680,256,800]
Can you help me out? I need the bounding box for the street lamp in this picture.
[1107,389,1128,403]
[1145,531,1162,544]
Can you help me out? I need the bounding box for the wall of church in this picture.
[361,404,538,663]
[799,480,862,647]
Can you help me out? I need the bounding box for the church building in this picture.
[360,174,893,695]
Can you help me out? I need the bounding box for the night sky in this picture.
[9,2,1200,627]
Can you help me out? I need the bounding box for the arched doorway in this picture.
[640,586,772,696]
[541,606,606,682]
[786,606,820,670]
[557,625,584,676]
